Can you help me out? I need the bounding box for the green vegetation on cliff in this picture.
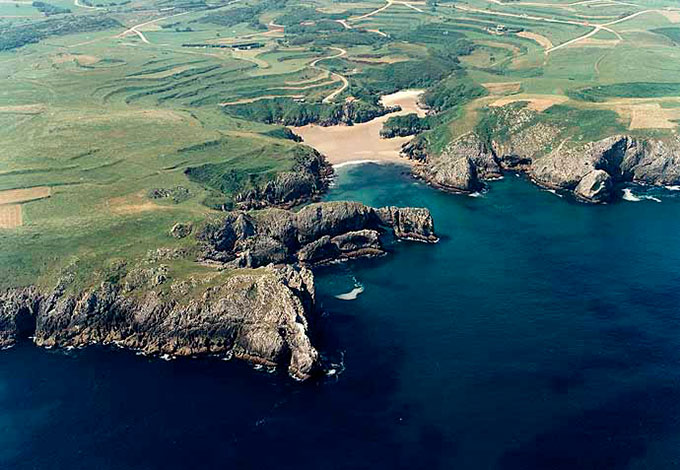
[381,113,430,138]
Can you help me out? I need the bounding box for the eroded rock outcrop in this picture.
[412,133,496,193]
[234,149,332,209]
[0,265,319,380]
[198,201,438,268]
[574,169,613,203]
[410,104,680,203]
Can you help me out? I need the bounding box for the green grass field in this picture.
[3,0,680,290]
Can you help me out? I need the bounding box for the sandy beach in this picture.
[291,89,426,166]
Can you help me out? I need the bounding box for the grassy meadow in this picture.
[2,0,680,289]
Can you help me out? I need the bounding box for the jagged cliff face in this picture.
[408,105,680,203]
[234,149,333,210]
[197,201,438,268]
[412,133,500,193]
[1,202,438,380]
[0,266,319,380]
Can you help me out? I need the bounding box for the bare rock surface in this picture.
[0,266,319,380]
[574,169,613,203]
[198,201,438,268]
[408,104,680,203]
[234,149,332,209]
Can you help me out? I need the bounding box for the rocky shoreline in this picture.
[0,201,437,380]
[404,105,680,203]
[233,148,333,210]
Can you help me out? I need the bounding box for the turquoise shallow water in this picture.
[2,163,680,469]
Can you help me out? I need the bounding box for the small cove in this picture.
[291,89,426,165]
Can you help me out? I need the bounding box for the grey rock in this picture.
[376,206,438,243]
[296,201,375,244]
[0,266,319,381]
[427,103,680,202]
[297,236,340,265]
[198,201,438,267]
[574,169,613,203]
[235,149,332,209]
[628,138,680,185]
[331,229,383,258]
[413,133,497,193]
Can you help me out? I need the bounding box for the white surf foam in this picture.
[543,188,563,198]
[468,191,483,198]
[335,284,364,301]
[623,189,661,202]
[325,351,346,378]
[332,160,380,169]
[622,188,641,201]
[666,185,680,191]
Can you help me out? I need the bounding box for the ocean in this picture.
[2,163,680,469]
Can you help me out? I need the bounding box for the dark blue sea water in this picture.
[3,163,680,470]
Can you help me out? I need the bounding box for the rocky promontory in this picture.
[406,103,680,203]
[0,266,319,380]
[197,201,438,268]
[233,148,333,209]
[1,201,437,380]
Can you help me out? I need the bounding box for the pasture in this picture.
[2,0,680,289]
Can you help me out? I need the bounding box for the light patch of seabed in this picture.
[335,283,364,301]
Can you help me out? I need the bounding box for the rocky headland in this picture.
[0,201,437,380]
[405,103,680,203]
[197,201,438,268]
[233,148,333,210]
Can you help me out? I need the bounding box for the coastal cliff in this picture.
[233,148,332,209]
[0,266,319,380]
[198,201,438,268]
[406,104,680,203]
[1,202,437,380]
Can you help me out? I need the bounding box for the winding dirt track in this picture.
[310,47,349,103]
[116,10,194,44]
[446,2,661,54]
[116,0,243,44]
[312,0,429,101]
[548,9,664,52]
[73,0,102,9]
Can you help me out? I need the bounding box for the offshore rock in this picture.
[198,201,438,268]
[0,265,319,380]
[574,169,613,203]
[375,206,438,243]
